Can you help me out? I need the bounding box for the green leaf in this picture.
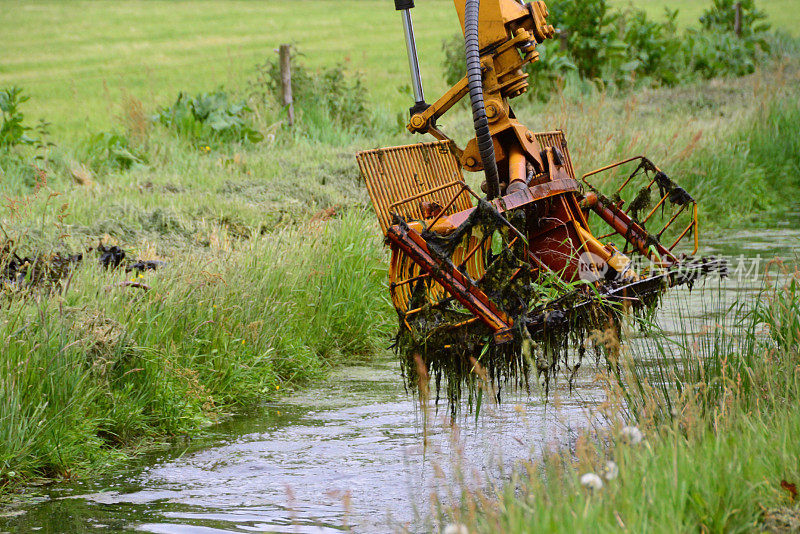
[620,60,642,72]
[475,387,483,423]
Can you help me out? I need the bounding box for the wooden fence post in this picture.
[734,2,743,37]
[558,29,569,52]
[279,44,294,126]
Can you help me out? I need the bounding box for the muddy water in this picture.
[1,226,797,534]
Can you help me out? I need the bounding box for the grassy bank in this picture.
[2,0,800,497]
[438,267,800,532]
[0,209,391,488]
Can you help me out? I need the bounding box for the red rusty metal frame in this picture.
[386,177,584,343]
[581,156,651,195]
[389,178,580,286]
[581,157,699,258]
[588,201,679,265]
[386,222,515,344]
[446,178,581,228]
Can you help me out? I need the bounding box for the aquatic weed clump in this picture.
[393,199,671,411]
[396,283,663,412]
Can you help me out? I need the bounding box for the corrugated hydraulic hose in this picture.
[464,0,501,199]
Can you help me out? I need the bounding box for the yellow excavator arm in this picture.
[357,0,714,405]
[402,0,554,141]
[395,0,555,198]
[452,0,555,51]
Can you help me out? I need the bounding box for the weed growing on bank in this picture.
[156,90,263,145]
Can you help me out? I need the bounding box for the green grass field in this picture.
[1,0,798,136]
[612,0,800,32]
[0,0,459,136]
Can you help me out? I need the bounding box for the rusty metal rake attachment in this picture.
[356,136,724,404]
[581,156,700,259]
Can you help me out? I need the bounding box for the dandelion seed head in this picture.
[621,425,644,444]
[443,524,469,534]
[580,472,603,492]
[603,460,619,480]
[581,473,603,491]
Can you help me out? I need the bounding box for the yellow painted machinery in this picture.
[356,0,724,403]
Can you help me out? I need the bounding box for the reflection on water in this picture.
[1,228,797,533]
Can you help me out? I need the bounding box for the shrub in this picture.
[686,0,771,79]
[700,0,770,36]
[0,87,36,150]
[548,0,626,81]
[524,40,578,100]
[0,87,55,188]
[251,50,371,136]
[618,8,686,86]
[156,90,263,144]
[684,29,766,78]
[81,132,146,172]
[551,1,692,88]
[442,34,467,88]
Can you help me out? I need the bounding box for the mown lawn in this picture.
[0,0,459,136]
[1,0,797,136]
[611,0,800,33]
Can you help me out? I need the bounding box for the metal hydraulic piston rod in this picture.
[395,0,430,116]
